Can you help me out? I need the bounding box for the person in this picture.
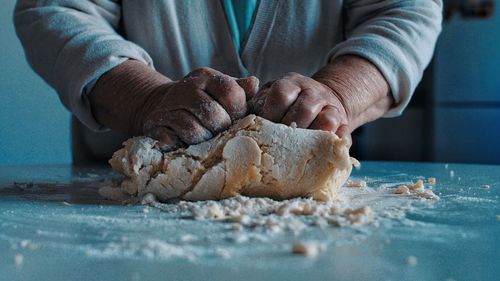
[14,0,442,164]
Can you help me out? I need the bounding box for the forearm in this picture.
[332,1,442,117]
[14,1,156,131]
[313,55,393,131]
[89,60,171,135]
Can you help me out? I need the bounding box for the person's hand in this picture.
[250,72,351,140]
[250,55,394,146]
[136,67,259,151]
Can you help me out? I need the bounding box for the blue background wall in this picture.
[433,10,500,164]
[0,0,71,166]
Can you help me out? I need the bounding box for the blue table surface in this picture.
[0,161,499,281]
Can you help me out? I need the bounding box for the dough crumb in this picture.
[347,180,367,188]
[405,255,418,266]
[394,185,410,195]
[14,254,23,267]
[409,180,424,191]
[19,240,38,251]
[428,177,436,185]
[393,180,439,200]
[194,202,225,220]
[350,157,361,169]
[414,189,439,200]
[292,242,324,257]
[450,170,455,178]
[346,206,374,224]
[20,240,29,248]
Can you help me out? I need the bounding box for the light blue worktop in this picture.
[0,162,498,281]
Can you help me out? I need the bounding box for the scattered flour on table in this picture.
[136,178,439,234]
[84,239,200,261]
[94,178,439,260]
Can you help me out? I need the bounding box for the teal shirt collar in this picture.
[221,0,259,52]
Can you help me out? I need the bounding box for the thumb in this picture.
[236,76,260,101]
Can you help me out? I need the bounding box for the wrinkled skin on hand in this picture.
[136,67,259,151]
[249,55,393,146]
[250,72,351,143]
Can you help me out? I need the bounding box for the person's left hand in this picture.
[250,72,351,141]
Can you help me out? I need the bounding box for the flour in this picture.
[84,239,199,261]
[14,254,23,268]
[136,178,438,236]
[1,174,441,264]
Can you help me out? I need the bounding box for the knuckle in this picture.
[187,67,213,77]
[273,91,291,104]
[179,79,200,91]
[299,89,316,99]
[199,101,232,130]
[270,86,294,104]
[299,105,316,118]
[323,115,340,128]
[223,79,245,96]
[272,78,289,90]
[284,72,301,79]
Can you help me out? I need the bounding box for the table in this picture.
[1,162,498,281]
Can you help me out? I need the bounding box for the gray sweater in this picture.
[14,0,442,159]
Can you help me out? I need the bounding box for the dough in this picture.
[109,115,355,202]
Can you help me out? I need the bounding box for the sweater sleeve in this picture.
[14,0,154,130]
[329,0,442,117]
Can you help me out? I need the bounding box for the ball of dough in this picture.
[109,115,354,202]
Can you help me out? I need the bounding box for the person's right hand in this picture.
[136,67,259,151]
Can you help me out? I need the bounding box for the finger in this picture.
[260,79,301,122]
[281,90,325,128]
[186,67,221,78]
[182,89,232,134]
[248,87,269,115]
[249,79,276,114]
[205,75,247,120]
[236,76,260,101]
[168,109,213,145]
[146,126,186,152]
[309,105,344,132]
